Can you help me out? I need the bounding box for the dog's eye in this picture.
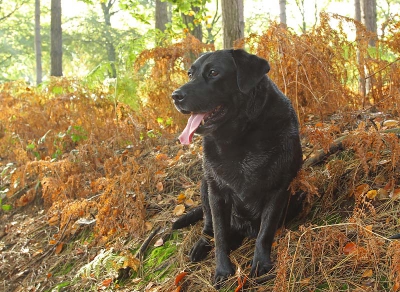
[209,70,219,77]
[188,72,193,78]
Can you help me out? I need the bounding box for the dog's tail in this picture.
[172,206,203,230]
[284,191,306,224]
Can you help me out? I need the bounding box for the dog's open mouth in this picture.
[179,105,225,145]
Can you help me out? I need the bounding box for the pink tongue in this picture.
[179,113,206,145]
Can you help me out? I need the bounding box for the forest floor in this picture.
[1,82,400,292]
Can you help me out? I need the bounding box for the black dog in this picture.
[171,49,303,288]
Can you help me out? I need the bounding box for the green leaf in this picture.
[1,204,12,211]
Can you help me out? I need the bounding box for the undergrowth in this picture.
[0,13,400,292]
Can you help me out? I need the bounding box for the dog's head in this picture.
[172,49,270,144]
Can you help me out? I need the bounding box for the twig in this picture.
[135,226,161,260]
[365,57,400,79]
[303,127,400,168]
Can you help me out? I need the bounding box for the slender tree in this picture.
[182,6,202,42]
[279,0,287,26]
[35,0,42,84]
[221,0,244,49]
[101,0,117,78]
[155,0,170,32]
[50,0,62,76]
[355,0,361,22]
[361,0,377,46]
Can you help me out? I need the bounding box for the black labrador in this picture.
[171,49,303,288]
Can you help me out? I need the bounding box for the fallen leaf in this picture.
[175,286,181,292]
[55,243,64,254]
[174,272,188,286]
[102,278,113,287]
[176,193,186,204]
[362,269,373,278]
[377,188,389,200]
[366,190,377,199]
[154,237,164,247]
[32,249,43,257]
[185,198,194,206]
[47,273,52,279]
[353,184,369,198]
[48,215,59,226]
[156,153,168,161]
[49,240,57,245]
[145,221,153,231]
[383,119,399,128]
[122,253,140,271]
[365,225,373,232]
[392,188,400,200]
[173,204,185,216]
[156,182,164,192]
[343,242,357,255]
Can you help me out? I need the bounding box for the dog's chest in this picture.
[203,143,270,191]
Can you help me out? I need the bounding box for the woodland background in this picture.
[1,0,400,291]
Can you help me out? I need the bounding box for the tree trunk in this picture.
[221,0,244,49]
[279,0,286,26]
[155,0,169,32]
[355,0,366,102]
[50,0,62,76]
[354,0,361,22]
[101,1,117,78]
[361,0,377,46]
[182,6,202,42]
[35,0,42,84]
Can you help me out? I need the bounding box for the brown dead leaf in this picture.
[55,243,64,254]
[156,181,164,192]
[48,215,59,226]
[123,253,140,271]
[343,242,357,255]
[154,237,164,247]
[392,188,400,200]
[173,204,185,216]
[377,188,389,200]
[145,221,153,231]
[185,198,195,206]
[156,153,168,161]
[32,249,43,257]
[362,269,373,278]
[176,193,186,204]
[102,278,113,287]
[383,119,399,128]
[175,272,188,286]
[353,184,369,198]
[366,190,377,199]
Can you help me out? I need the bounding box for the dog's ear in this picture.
[232,49,270,94]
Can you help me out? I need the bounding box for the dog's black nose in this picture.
[172,90,185,101]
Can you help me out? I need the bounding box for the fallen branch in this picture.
[304,127,400,168]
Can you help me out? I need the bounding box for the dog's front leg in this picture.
[190,179,213,262]
[250,189,287,281]
[209,182,234,288]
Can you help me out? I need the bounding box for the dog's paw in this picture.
[250,258,274,282]
[189,237,212,262]
[214,264,235,289]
